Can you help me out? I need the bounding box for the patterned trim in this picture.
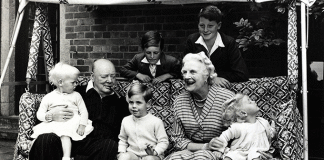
[59,0,69,4]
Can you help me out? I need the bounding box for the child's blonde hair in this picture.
[182,52,217,85]
[49,62,80,87]
[222,93,245,127]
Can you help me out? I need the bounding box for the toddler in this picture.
[217,93,276,160]
[31,62,93,160]
[117,82,169,160]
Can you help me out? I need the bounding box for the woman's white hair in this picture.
[49,62,80,87]
[182,52,217,85]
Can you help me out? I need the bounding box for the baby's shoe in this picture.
[62,157,71,160]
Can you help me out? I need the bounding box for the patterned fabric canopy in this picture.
[25,4,54,81]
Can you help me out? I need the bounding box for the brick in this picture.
[127,17,137,23]
[124,53,137,59]
[86,46,93,52]
[129,32,138,38]
[77,59,85,65]
[181,22,196,30]
[111,46,119,52]
[110,60,120,66]
[77,33,85,39]
[102,46,110,52]
[66,5,78,13]
[176,31,186,37]
[144,24,162,31]
[165,16,176,23]
[164,31,177,37]
[143,9,161,16]
[108,25,124,31]
[164,38,180,44]
[120,46,128,52]
[74,13,90,18]
[129,46,139,52]
[65,13,73,19]
[105,18,120,24]
[66,33,76,39]
[79,19,94,25]
[66,20,77,26]
[70,46,76,51]
[167,45,176,52]
[75,26,90,32]
[78,5,87,12]
[120,32,129,38]
[70,40,74,45]
[89,53,107,59]
[124,10,143,16]
[125,38,140,46]
[147,17,156,23]
[125,24,143,31]
[65,27,74,33]
[163,23,182,30]
[137,17,146,23]
[90,39,107,45]
[103,32,110,38]
[91,25,107,31]
[72,52,89,59]
[107,53,123,59]
[156,17,165,23]
[75,65,90,72]
[85,32,94,38]
[111,32,120,38]
[107,39,125,45]
[95,32,103,38]
[74,40,90,45]
[120,59,128,66]
[93,46,102,52]
[77,46,85,52]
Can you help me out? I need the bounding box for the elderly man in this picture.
[29,59,129,160]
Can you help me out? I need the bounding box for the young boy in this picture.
[117,83,169,160]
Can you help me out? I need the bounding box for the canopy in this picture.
[0,0,312,159]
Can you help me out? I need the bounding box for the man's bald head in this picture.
[92,59,115,73]
[91,59,116,97]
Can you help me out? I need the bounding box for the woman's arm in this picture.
[170,115,192,150]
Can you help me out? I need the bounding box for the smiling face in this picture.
[181,60,209,93]
[92,59,116,97]
[240,95,259,115]
[60,74,78,94]
[198,17,221,42]
[144,46,161,65]
[128,94,148,118]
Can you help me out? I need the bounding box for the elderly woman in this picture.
[120,31,181,84]
[165,52,235,160]
[183,5,249,88]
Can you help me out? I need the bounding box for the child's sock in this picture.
[62,157,70,160]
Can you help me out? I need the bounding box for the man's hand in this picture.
[136,73,152,83]
[50,106,74,122]
[214,77,231,88]
[77,124,86,136]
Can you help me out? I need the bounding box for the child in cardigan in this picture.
[31,62,93,160]
[217,93,276,160]
[117,82,169,160]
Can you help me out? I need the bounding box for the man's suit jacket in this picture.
[120,52,181,80]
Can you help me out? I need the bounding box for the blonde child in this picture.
[117,82,169,160]
[217,93,276,160]
[31,62,93,160]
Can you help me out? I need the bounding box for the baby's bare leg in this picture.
[223,157,232,160]
[118,152,140,160]
[61,136,71,158]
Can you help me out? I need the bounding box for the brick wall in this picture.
[63,3,287,78]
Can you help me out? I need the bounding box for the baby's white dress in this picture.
[31,90,93,141]
[218,117,275,160]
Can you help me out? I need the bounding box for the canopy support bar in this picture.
[301,2,309,160]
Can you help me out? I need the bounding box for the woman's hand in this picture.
[50,106,74,122]
[207,137,225,151]
[214,77,231,88]
[136,73,152,83]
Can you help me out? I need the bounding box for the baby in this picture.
[117,82,169,160]
[217,93,276,160]
[31,62,93,160]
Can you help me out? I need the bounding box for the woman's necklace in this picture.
[192,96,207,108]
